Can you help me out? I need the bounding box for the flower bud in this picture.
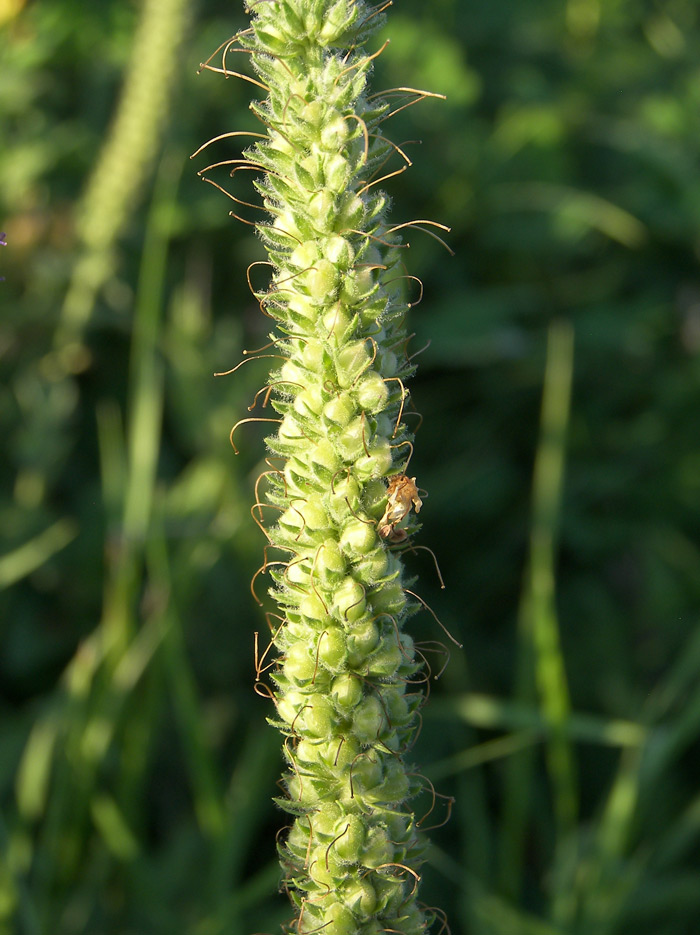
[349,754,383,795]
[284,640,316,682]
[326,153,352,193]
[289,240,320,269]
[337,192,365,230]
[301,339,325,371]
[307,258,340,298]
[369,580,406,616]
[309,191,336,233]
[293,387,323,417]
[323,394,354,427]
[324,234,354,269]
[317,626,346,669]
[290,496,323,533]
[317,538,346,584]
[333,576,366,622]
[352,438,393,481]
[299,592,329,622]
[322,303,352,340]
[323,903,356,935]
[352,695,385,744]
[336,416,367,461]
[335,340,370,387]
[339,518,376,558]
[320,114,349,151]
[346,618,379,664]
[331,673,362,708]
[310,439,340,476]
[355,372,389,413]
[333,813,366,860]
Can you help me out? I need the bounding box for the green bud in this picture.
[317,626,346,669]
[294,387,324,417]
[362,826,394,869]
[310,438,341,475]
[312,801,344,838]
[326,153,352,193]
[317,538,346,584]
[301,339,325,371]
[323,903,355,935]
[355,371,389,412]
[308,258,340,298]
[331,673,362,708]
[352,438,393,481]
[333,576,366,622]
[289,240,321,269]
[322,302,353,340]
[350,754,383,795]
[284,643,316,682]
[324,233,354,269]
[339,518,376,557]
[299,494,329,530]
[345,618,379,663]
[369,580,406,616]
[353,548,389,584]
[333,813,366,860]
[323,394,355,427]
[336,416,367,461]
[335,340,370,387]
[299,592,330,623]
[352,695,385,744]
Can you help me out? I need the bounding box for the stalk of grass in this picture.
[499,319,575,911]
[56,0,193,358]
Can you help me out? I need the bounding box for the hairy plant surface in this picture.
[199,2,449,932]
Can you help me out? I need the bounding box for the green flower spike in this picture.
[197,2,452,932]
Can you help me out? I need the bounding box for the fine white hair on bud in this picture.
[198,1,452,931]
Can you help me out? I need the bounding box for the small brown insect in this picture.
[378,474,423,543]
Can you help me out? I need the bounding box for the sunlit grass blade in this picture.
[499,319,576,909]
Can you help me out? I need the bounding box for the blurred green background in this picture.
[2,0,700,933]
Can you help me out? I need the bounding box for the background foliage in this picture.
[2,0,700,933]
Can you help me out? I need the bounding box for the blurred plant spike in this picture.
[0,231,5,281]
[197,1,454,932]
[56,0,193,361]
